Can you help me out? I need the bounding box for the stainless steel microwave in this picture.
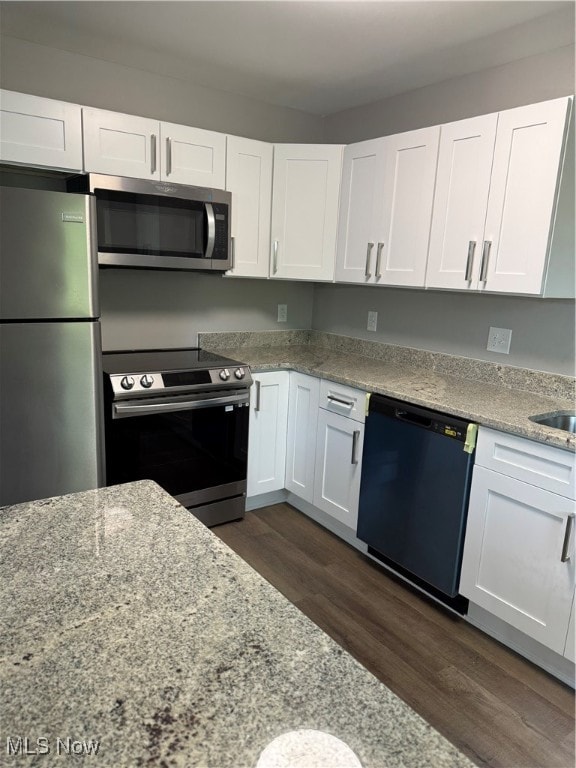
[67,174,232,271]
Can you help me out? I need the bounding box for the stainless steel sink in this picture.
[529,411,576,433]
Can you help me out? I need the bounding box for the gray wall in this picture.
[312,285,575,376]
[0,35,325,143]
[324,44,575,142]
[99,270,314,352]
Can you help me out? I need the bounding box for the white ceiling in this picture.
[0,1,574,115]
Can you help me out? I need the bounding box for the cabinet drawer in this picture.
[319,380,366,423]
[476,427,575,499]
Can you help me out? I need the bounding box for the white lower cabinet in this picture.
[313,382,366,530]
[566,596,576,662]
[285,373,320,503]
[460,428,576,656]
[247,372,289,497]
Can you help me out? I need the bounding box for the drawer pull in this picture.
[327,395,354,409]
[561,513,575,562]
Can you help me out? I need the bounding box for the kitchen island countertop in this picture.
[1,480,475,767]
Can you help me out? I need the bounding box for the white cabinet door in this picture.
[271,144,343,281]
[285,373,320,503]
[161,123,226,188]
[313,409,364,530]
[226,135,273,278]
[377,126,440,287]
[0,90,82,171]
[426,113,498,290]
[565,594,575,662]
[482,97,571,294]
[335,138,386,283]
[83,108,160,180]
[460,465,575,654]
[247,372,289,497]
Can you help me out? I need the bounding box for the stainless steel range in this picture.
[102,348,252,526]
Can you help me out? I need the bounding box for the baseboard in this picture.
[466,603,576,688]
[246,489,288,511]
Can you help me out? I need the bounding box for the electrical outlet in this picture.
[367,310,378,332]
[487,326,512,354]
[277,304,287,323]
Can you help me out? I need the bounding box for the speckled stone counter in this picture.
[1,481,474,767]
[199,331,575,452]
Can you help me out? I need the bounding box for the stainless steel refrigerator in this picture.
[0,185,104,506]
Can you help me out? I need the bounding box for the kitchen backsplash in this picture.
[199,330,576,401]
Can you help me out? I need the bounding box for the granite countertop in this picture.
[0,481,474,768]
[204,338,575,452]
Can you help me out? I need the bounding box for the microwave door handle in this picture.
[205,203,215,259]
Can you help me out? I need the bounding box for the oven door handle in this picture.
[113,392,250,419]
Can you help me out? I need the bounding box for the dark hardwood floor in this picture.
[213,503,575,768]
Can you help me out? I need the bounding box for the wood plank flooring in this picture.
[213,503,575,768]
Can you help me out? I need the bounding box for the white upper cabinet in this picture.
[336,126,440,287]
[378,126,440,286]
[83,108,160,180]
[161,122,226,188]
[0,90,83,172]
[426,97,574,296]
[270,144,343,281]
[426,113,498,290]
[482,98,572,295]
[335,138,386,283]
[225,135,273,278]
[83,107,226,187]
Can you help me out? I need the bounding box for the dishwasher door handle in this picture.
[395,409,433,428]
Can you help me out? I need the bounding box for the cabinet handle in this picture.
[166,137,172,176]
[375,242,384,279]
[561,513,575,562]
[151,134,157,174]
[465,240,476,282]
[365,242,374,278]
[327,395,354,409]
[479,240,491,283]
[254,380,261,412]
[273,240,279,275]
[351,430,361,465]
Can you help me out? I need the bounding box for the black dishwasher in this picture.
[357,394,477,613]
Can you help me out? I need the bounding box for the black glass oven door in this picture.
[105,398,249,506]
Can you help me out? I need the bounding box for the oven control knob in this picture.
[234,368,245,380]
[219,368,230,381]
[120,376,135,390]
[140,374,154,389]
